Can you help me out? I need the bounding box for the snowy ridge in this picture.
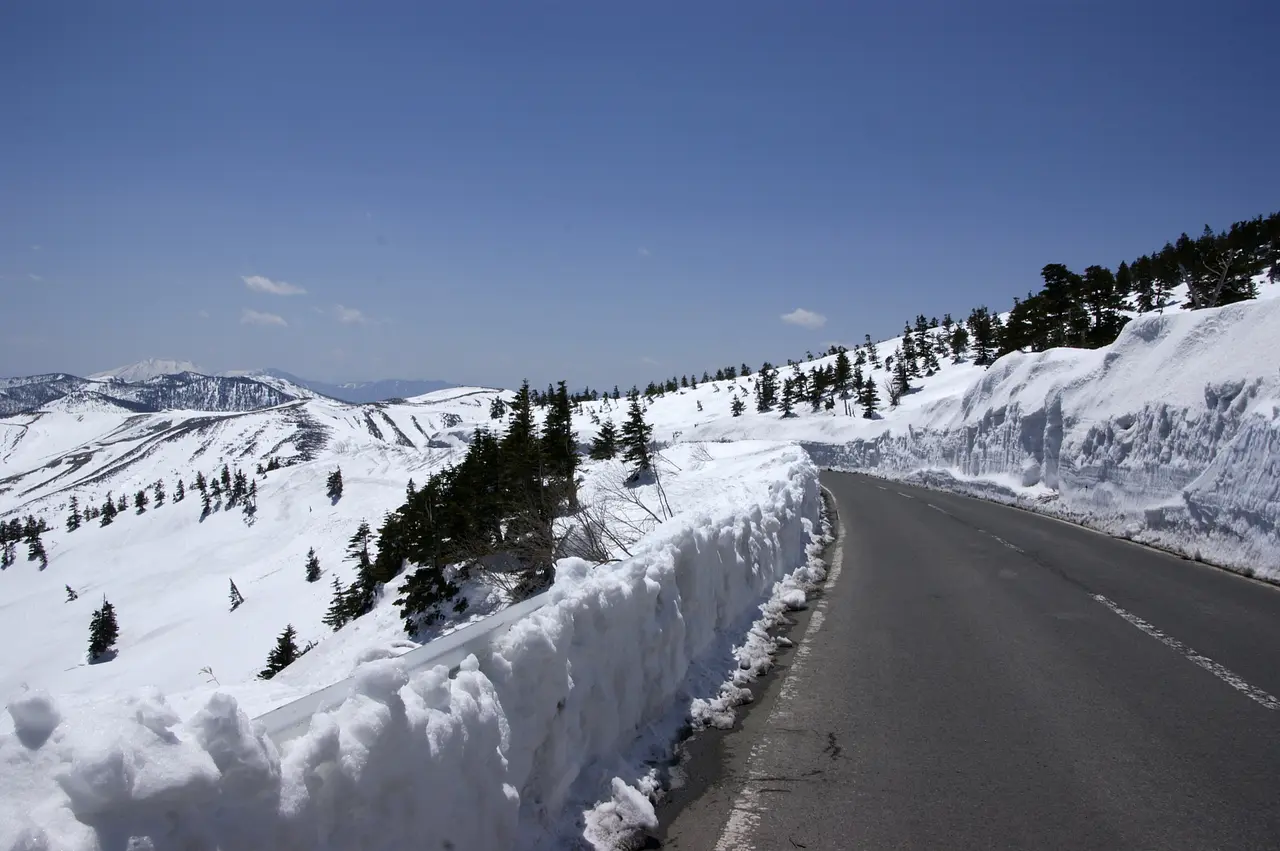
[0,442,822,851]
[90,359,202,383]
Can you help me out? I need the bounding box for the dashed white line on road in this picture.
[927,504,950,516]
[1092,594,1279,711]
[897,492,914,499]
[876,485,888,491]
[991,535,1025,554]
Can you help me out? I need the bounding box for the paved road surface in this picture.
[661,471,1280,850]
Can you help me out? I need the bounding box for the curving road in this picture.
[662,471,1280,850]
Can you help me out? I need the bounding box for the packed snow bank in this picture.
[808,297,1280,579]
[0,442,822,850]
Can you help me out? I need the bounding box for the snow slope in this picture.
[0,442,823,851]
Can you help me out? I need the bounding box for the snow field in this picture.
[1,441,823,850]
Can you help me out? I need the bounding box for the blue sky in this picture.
[3,1,1278,389]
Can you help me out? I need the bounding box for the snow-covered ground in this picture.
[1,441,824,850]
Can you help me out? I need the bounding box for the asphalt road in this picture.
[661,471,1280,850]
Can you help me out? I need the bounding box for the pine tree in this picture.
[220,464,232,495]
[590,420,620,460]
[326,468,344,501]
[731,395,745,417]
[154,480,165,506]
[65,584,78,602]
[66,496,81,532]
[833,349,853,401]
[949,323,970,362]
[780,378,795,417]
[88,598,119,662]
[865,335,881,368]
[620,397,654,477]
[195,471,207,494]
[541,380,579,508]
[305,547,321,582]
[117,493,128,512]
[322,574,351,630]
[200,485,212,518]
[489,395,507,420]
[134,489,149,514]
[755,363,778,412]
[859,371,880,418]
[28,535,47,568]
[100,493,117,527]
[258,624,307,680]
[228,579,245,611]
[891,351,911,404]
[343,521,378,618]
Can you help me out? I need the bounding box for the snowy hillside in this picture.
[0,370,302,415]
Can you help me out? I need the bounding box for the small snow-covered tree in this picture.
[258,624,310,680]
[66,496,81,532]
[134,489,149,514]
[305,547,321,583]
[731,395,745,417]
[228,579,245,611]
[326,468,344,502]
[174,479,186,502]
[154,480,166,506]
[65,584,78,602]
[322,574,351,631]
[88,598,119,662]
[590,420,619,460]
[619,398,653,478]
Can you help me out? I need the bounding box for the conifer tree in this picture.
[28,535,47,568]
[343,521,378,619]
[66,584,78,602]
[590,420,620,460]
[859,371,880,418]
[731,395,745,417]
[154,480,165,506]
[195,471,207,495]
[66,496,81,532]
[322,574,351,630]
[305,547,321,582]
[220,464,232,495]
[620,397,654,477]
[865,334,881,368]
[326,468,344,502]
[117,493,128,513]
[100,493,117,527]
[541,380,579,508]
[780,378,796,417]
[489,395,507,420]
[258,624,305,680]
[891,351,912,404]
[88,598,119,662]
[755,363,778,412]
[200,486,212,518]
[949,323,970,362]
[228,579,245,611]
[134,489,148,514]
[833,350,853,401]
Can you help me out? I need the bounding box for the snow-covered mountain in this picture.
[90,358,203,383]
[0,370,303,416]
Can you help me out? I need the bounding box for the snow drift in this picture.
[807,297,1280,578]
[0,442,822,850]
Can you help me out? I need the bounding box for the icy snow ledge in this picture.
[808,297,1280,580]
[0,442,822,851]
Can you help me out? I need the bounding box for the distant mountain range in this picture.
[0,360,459,415]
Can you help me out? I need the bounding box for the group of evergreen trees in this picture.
[194,465,258,519]
[0,515,49,569]
[311,379,649,636]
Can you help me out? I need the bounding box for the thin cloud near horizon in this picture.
[780,307,827,330]
[243,274,306,296]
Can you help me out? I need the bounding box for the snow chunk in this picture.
[7,690,61,748]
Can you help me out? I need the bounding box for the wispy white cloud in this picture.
[198,309,210,319]
[28,273,42,282]
[31,245,41,251]
[241,308,288,327]
[640,355,660,366]
[780,307,827,329]
[242,274,306,296]
[334,304,371,325]
[638,247,651,257]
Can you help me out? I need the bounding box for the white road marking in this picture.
[927,504,950,516]
[897,492,914,499]
[876,485,888,491]
[714,490,847,851]
[991,535,1025,554]
[1092,594,1279,711]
